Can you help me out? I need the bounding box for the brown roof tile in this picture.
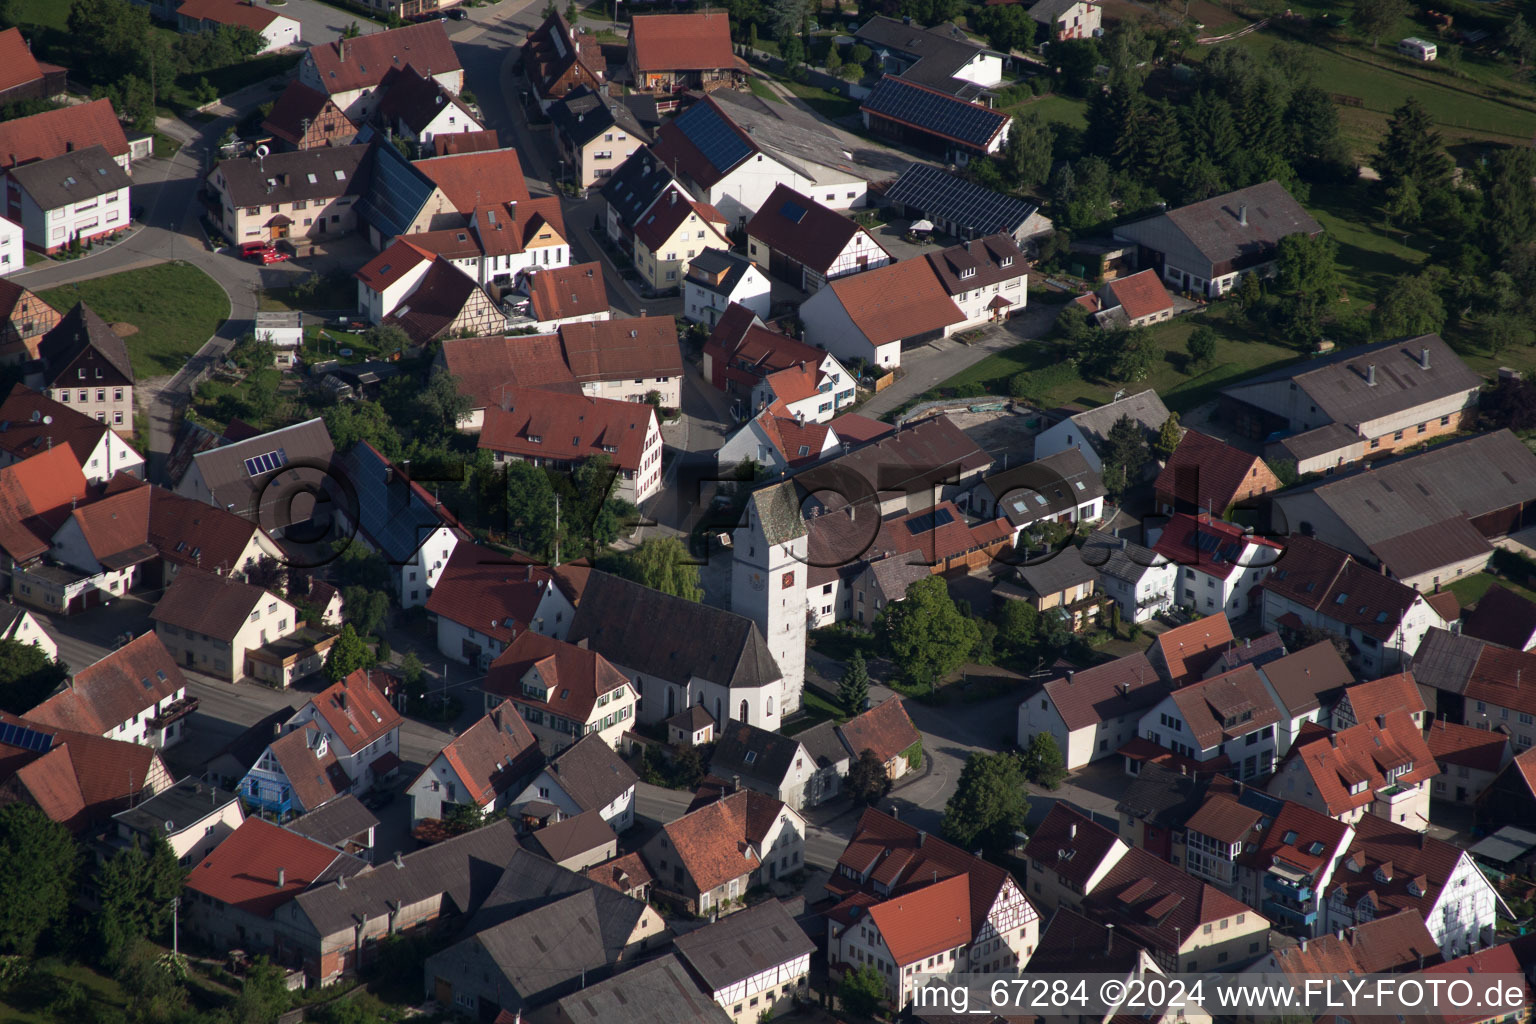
[1151,613,1235,686]
[413,148,529,211]
[269,724,353,811]
[430,704,541,806]
[186,816,353,917]
[1168,664,1284,749]
[1042,652,1163,731]
[629,12,735,72]
[584,849,652,893]
[838,697,919,764]
[1423,718,1507,775]
[746,184,874,274]
[1102,269,1173,321]
[307,22,460,95]
[1258,642,1354,717]
[149,566,276,642]
[1021,803,1125,891]
[434,129,500,156]
[308,671,402,755]
[1153,429,1275,511]
[527,262,608,322]
[478,387,656,475]
[440,334,580,409]
[924,234,1027,296]
[825,257,963,346]
[0,443,88,563]
[661,789,769,892]
[559,316,682,383]
[1340,672,1425,724]
[0,28,47,95]
[263,81,353,147]
[1284,709,1437,816]
[485,631,630,727]
[25,632,183,736]
[1462,584,1536,650]
[0,98,129,167]
[426,543,579,646]
[1087,846,1254,955]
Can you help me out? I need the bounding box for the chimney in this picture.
[1066,670,1075,685]
[1376,713,1385,728]
[1300,939,1307,953]
[732,773,741,793]
[1238,204,1248,226]
[1105,922,1114,954]
[337,875,346,889]
[891,806,899,821]
[394,851,404,868]
[1366,364,1377,387]
[1420,346,1430,370]
[917,830,926,846]
[276,867,286,888]
[1069,823,1078,840]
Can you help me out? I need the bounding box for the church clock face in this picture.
[749,572,765,591]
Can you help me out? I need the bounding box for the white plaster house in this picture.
[404,704,541,826]
[1016,652,1165,771]
[0,214,23,276]
[1083,530,1178,625]
[297,24,463,123]
[508,732,639,831]
[683,248,771,326]
[1154,513,1283,619]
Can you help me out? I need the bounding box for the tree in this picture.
[0,804,78,955]
[322,399,403,459]
[940,751,1029,858]
[972,2,1034,54]
[1278,621,1350,661]
[994,599,1040,654]
[1022,732,1067,789]
[1480,376,1536,433]
[1275,233,1340,303]
[412,369,474,443]
[225,957,293,1024]
[342,586,391,638]
[845,749,891,806]
[1102,415,1151,487]
[1153,410,1183,460]
[601,537,702,600]
[779,32,805,70]
[883,576,980,690]
[95,835,183,968]
[0,639,68,715]
[838,963,887,1016]
[399,650,426,701]
[324,624,375,682]
[1486,148,1536,258]
[1376,97,1452,192]
[1373,270,1447,338]
[838,650,870,717]
[1353,0,1407,49]
[1504,13,1536,67]
[1000,113,1053,190]
[1383,176,1422,228]
[503,459,559,557]
[1109,328,1157,382]
[443,802,486,836]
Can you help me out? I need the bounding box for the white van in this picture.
[1398,37,1438,61]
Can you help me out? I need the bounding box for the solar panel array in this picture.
[905,506,955,536]
[244,448,289,478]
[0,721,53,753]
[885,162,1039,238]
[1191,529,1242,564]
[676,101,752,175]
[343,445,447,562]
[863,77,1006,149]
[780,200,807,224]
[358,142,437,240]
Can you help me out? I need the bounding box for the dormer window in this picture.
[1000,256,1013,267]
[960,267,975,279]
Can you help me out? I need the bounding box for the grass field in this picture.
[781,79,860,119]
[1002,92,1091,130]
[747,77,783,102]
[0,962,130,1022]
[40,263,229,379]
[1448,572,1536,608]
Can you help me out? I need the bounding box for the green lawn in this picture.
[747,77,783,103]
[1448,572,1536,609]
[781,79,859,120]
[23,249,48,266]
[1306,180,1428,301]
[260,273,356,313]
[1003,92,1090,131]
[40,263,229,378]
[0,961,132,1022]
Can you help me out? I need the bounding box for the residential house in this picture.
[477,388,663,505]
[1028,910,1182,1022]
[1323,812,1507,955]
[556,955,732,1024]
[508,731,639,831]
[794,412,990,517]
[1113,180,1323,299]
[653,97,866,225]
[379,257,505,348]
[825,808,1040,1009]
[1000,544,1102,632]
[1020,803,1130,915]
[631,183,729,293]
[707,722,818,810]
[924,233,1029,328]
[854,16,1003,94]
[667,705,716,747]
[206,145,369,246]
[405,703,542,826]
[183,817,367,960]
[285,794,379,863]
[746,184,891,294]
[1131,664,1285,782]
[1425,719,1507,805]
[482,630,636,752]
[427,544,584,668]
[523,808,616,870]
[0,28,65,109]
[1412,628,1536,745]
[799,255,963,369]
[1028,0,1102,40]
[205,704,294,790]
[0,99,130,178]
[1333,672,1426,731]
[281,670,403,789]
[584,851,653,903]
[108,777,244,869]
[421,863,664,1018]
[333,442,464,609]
[1016,651,1165,771]
[1201,630,1288,680]
[298,23,463,122]
[796,720,851,806]
[1259,534,1450,676]
[712,89,875,207]
[880,162,1053,248]
[24,632,193,749]
[411,146,532,218]
[374,66,483,149]
[0,604,56,659]
[1154,513,1282,619]
[1461,584,1536,651]
[518,261,611,333]
[684,251,770,326]
[173,0,299,53]
[150,567,299,682]
[861,75,1010,165]
[550,86,648,189]
[261,81,357,152]
[30,302,134,432]
[626,12,742,95]
[46,482,158,600]
[0,384,144,482]
[562,316,685,407]
[1474,747,1536,834]
[277,821,517,985]
[1082,529,1178,624]
[436,334,573,430]
[0,445,89,599]
[1033,389,1171,474]
[143,483,286,587]
[715,403,842,475]
[970,447,1106,539]
[703,304,853,418]
[675,898,813,1024]
[0,279,60,363]
[524,11,605,111]
[1226,334,1482,470]
[8,145,131,254]
[567,570,790,728]
[239,722,355,819]
[1270,711,1437,829]
[1077,268,1174,328]
[838,698,922,780]
[174,416,335,533]
[1154,429,1282,517]
[0,709,172,832]
[642,788,804,913]
[1256,641,1353,754]
[1116,762,1210,860]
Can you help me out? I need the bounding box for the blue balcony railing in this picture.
[1265,873,1314,902]
[1263,899,1318,928]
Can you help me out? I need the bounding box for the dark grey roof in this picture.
[1030,906,1149,974]
[1062,389,1169,446]
[674,898,814,990]
[1279,422,1363,461]
[211,704,296,777]
[39,302,134,386]
[854,17,995,93]
[883,162,1042,239]
[749,480,806,546]
[567,571,783,691]
[550,85,647,149]
[1081,529,1168,584]
[982,447,1105,527]
[1015,544,1098,598]
[599,146,675,228]
[797,719,850,770]
[10,145,131,212]
[1115,180,1321,270]
[684,247,753,299]
[1027,0,1084,22]
[467,847,609,932]
[189,417,336,522]
[213,144,369,208]
[1203,631,1287,678]
[292,819,516,937]
[544,732,639,812]
[356,140,437,241]
[1115,761,1210,826]
[1411,627,1485,696]
[285,794,379,847]
[525,809,616,864]
[710,721,805,786]
[709,90,863,181]
[112,777,240,838]
[556,954,729,1024]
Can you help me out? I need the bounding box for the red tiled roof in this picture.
[1424,718,1507,775]
[434,129,500,156]
[633,188,726,252]
[1152,513,1281,582]
[1185,791,1266,845]
[559,316,683,383]
[1284,709,1438,817]
[866,872,971,966]
[0,99,129,167]
[1462,584,1536,650]
[431,704,540,806]
[148,486,264,575]
[826,412,893,445]
[176,0,282,32]
[424,542,582,645]
[705,310,826,385]
[1245,798,1352,879]
[527,262,608,323]
[746,184,874,274]
[1103,269,1172,321]
[1041,652,1163,731]
[478,387,656,474]
[1328,813,1464,920]
[485,630,628,725]
[756,408,831,465]
[1021,803,1125,892]
[1088,846,1253,954]
[1153,429,1273,511]
[268,723,353,811]
[307,22,460,96]
[759,362,819,404]
[1261,534,1426,642]
[629,12,735,73]
[0,385,122,472]
[1151,613,1235,686]
[355,238,433,292]
[186,817,346,918]
[471,198,566,255]
[1465,645,1536,717]
[1167,664,1284,750]
[0,443,88,562]
[1340,673,1425,724]
[1420,943,1532,1024]
[0,28,47,94]
[839,697,919,764]
[584,850,653,893]
[661,789,772,892]
[11,743,86,827]
[309,671,402,755]
[440,334,580,410]
[0,710,167,831]
[67,484,153,568]
[825,258,963,347]
[1423,589,1461,623]
[25,632,183,736]
[413,148,529,211]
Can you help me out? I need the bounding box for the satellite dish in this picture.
[42,415,51,425]
[28,410,38,422]
[256,144,270,159]
[164,819,175,832]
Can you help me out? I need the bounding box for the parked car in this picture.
[255,247,291,264]
[328,315,367,332]
[238,240,270,259]
[446,7,467,18]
